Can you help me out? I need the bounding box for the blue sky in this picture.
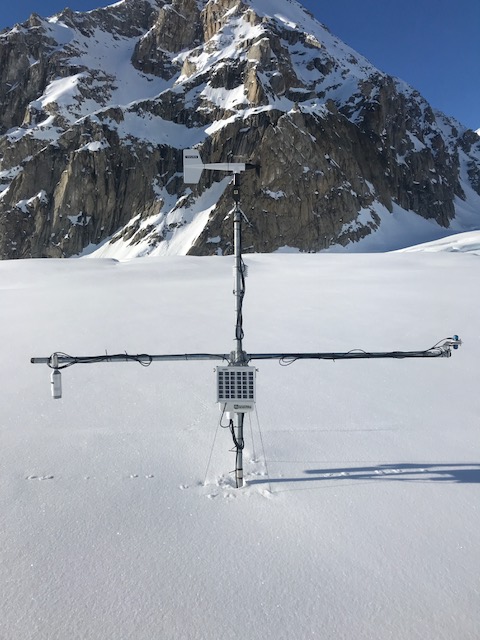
[1,0,478,130]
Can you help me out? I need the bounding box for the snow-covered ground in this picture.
[397,229,480,255]
[1,239,480,639]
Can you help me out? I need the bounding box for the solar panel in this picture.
[216,366,256,412]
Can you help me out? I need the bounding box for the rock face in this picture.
[0,0,479,259]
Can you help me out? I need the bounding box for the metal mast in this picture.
[233,175,245,364]
[231,173,247,487]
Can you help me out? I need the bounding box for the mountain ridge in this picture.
[0,0,479,258]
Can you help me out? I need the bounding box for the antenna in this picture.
[31,148,463,489]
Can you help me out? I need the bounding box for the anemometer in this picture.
[31,149,462,488]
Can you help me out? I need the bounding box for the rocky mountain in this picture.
[0,0,479,259]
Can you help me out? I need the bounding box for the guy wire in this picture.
[255,405,272,493]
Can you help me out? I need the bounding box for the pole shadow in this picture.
[248,462,480,486]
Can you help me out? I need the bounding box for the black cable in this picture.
[279,357,298,366]
[234,204,246,345]
[277,340,454,365]
[46,352,78,370]
[47,352,154,369]
[45,352,231,369]
[229,416,245,451]
[235,256,246,342]
[229,414,245,489]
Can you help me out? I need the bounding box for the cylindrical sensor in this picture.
[51,369,62,399]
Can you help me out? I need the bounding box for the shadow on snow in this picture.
[248,462,480,486]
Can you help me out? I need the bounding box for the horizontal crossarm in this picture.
[30,337,461,370]
[31,353,230,369]
[247,336,462,364]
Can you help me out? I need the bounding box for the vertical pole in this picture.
[234,412,244,488]
[233,174,243,365]
[232,173,245,487]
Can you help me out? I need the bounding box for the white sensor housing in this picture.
[51,369,62,399]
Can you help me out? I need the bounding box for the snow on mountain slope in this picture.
[320,205,480,254]
[4,12,171,134]
[1,251,479,639]
[396,230,480,255]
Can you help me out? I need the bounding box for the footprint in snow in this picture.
[260,488,274,499]
[128,474,155,479]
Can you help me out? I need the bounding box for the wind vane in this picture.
[31,149,462,488]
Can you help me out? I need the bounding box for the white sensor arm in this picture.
[183,149,249,184]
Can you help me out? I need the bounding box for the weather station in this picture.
[31,149,463,488]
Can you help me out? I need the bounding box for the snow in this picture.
[77,139,110,153]
[64,27,171,108]
[1,246,480,639]
[6,21,174,146]
[14,190,48,213]
[264,188,286,199]
[45,18,76,46]
[396,230,480,255]
[87,178,232,258]
[67,213,91,226]
[38,75,86,109]
[104,109,205,148]
[406,130,427,152]
[0,164,24,198]
[200,83,248,110]
[179,18,265,83]
[326,202,480,253]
